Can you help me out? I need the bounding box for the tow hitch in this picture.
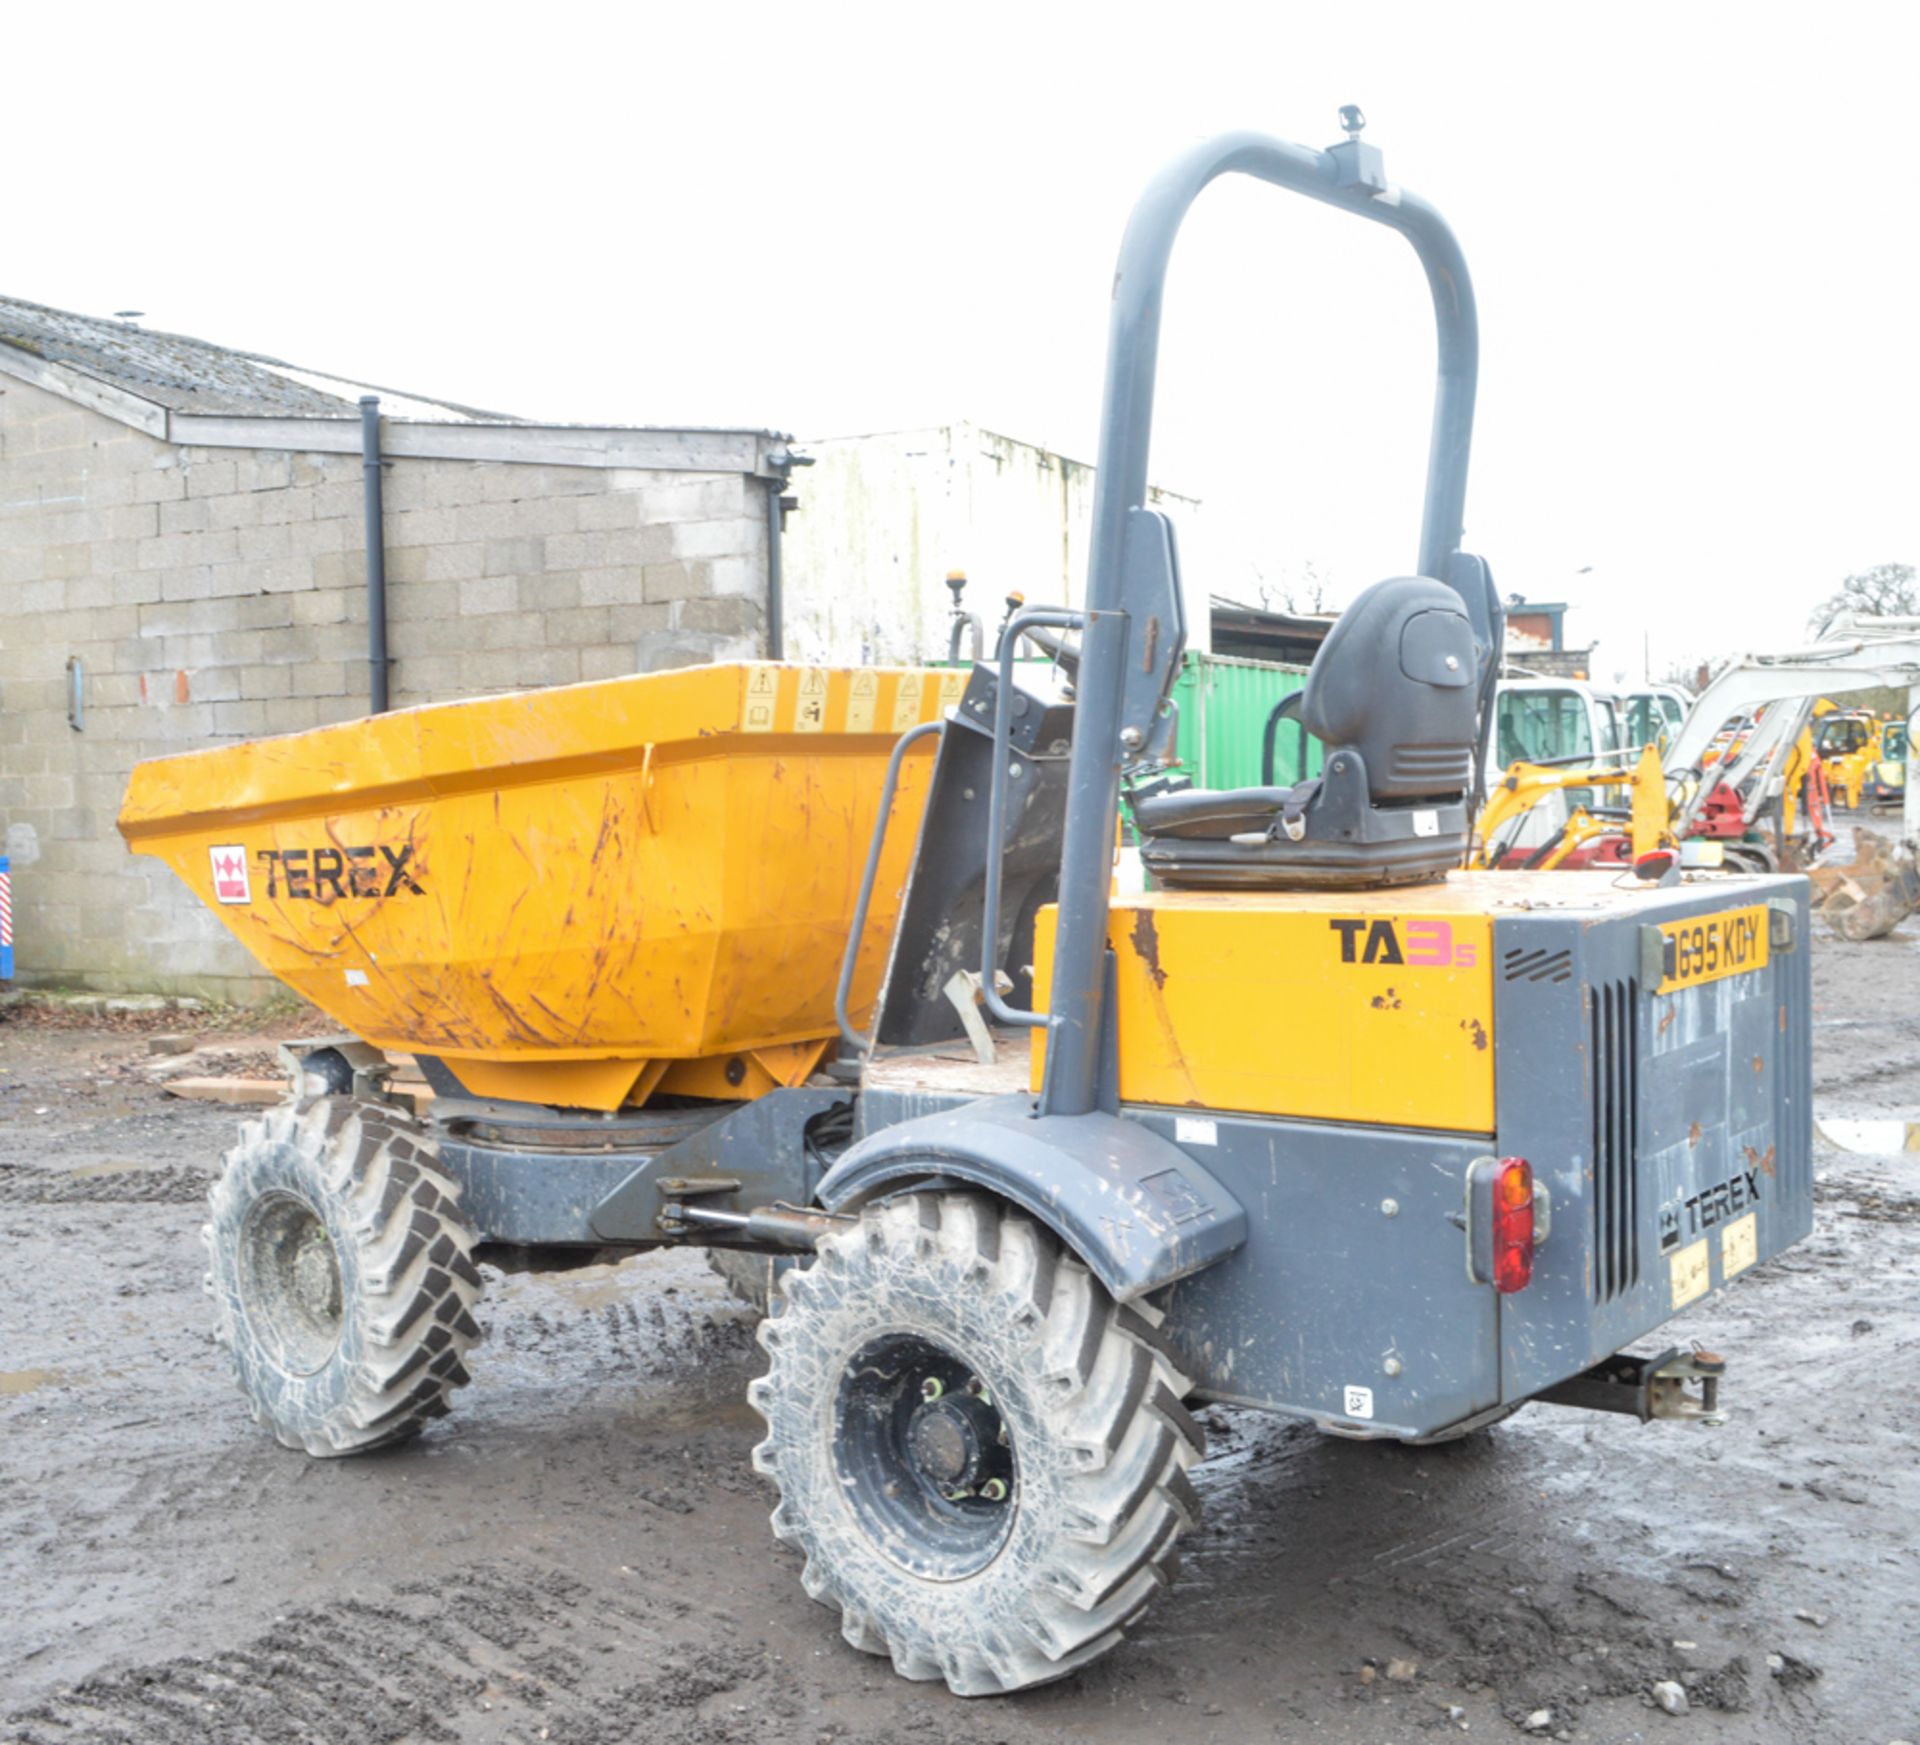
[1536,1345,1728,1426]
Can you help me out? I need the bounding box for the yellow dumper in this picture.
[122,118,1814,1700]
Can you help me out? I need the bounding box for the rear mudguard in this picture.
[816,1092,1247,1303]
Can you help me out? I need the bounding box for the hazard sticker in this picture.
[937,669,969,710]
[209,845,251,905]
[1669,1237,1711,1309]
[891,672,925,731]
[1721,1211,1758,1278]
[846,671,878,733]
[743,667,778,733]
[1343,1385,1374,1420]
[795,668,829,733]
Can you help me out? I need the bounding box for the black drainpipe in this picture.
[359,395,390,712]
[763,445,813,660]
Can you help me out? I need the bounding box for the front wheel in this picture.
[205,1098,482,1456]
[748,1192,1202,1696]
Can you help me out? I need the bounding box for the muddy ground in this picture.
[3,891,1918,1744]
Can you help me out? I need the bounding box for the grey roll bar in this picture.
[1040,122,1481,1118]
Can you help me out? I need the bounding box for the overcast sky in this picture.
[12,3,1914,681]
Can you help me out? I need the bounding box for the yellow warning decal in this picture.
[742,667,779,733]
[892,672,925,731]
[1654,905,1769,996]
[1721,1211,1758,1278]
[846,671,878,733]
[794,668,829,733]
[1669,1237,1711,1309]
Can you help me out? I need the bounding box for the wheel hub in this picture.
[907,1391,1002,1489]
[238,1189,345,1377]
[833,1332,1018,1579]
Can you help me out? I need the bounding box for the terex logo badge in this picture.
[256,845,424,902]
[209,845,251,905]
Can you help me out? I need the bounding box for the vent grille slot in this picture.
[1592,977,1641,1302]
[1503,946,1573,984]
[1780,949,1813,1206]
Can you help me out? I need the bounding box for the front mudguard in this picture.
[816,1092,1247,1303]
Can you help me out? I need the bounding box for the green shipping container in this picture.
[938,649,1318,787]
[1167,651,1319,788]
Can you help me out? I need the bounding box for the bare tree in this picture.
[1810,562,1917,634]
[1276,559,1331,615]
[1243,557,1333,615]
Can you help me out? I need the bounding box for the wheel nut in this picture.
[981,1478,1010,1502]
[920,1377,944,1401]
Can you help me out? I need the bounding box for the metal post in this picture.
[761,445,811,661]
[765,474,785,661]
[1906,684,1920,851]
[358,397,390,713]
[1040,126,1481,1117]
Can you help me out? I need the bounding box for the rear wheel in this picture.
[205,1098,482,1456]
[748,1191,1202,1695]
[706,1247,779,1314]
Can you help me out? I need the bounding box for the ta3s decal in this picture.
[1328,918,1477,967]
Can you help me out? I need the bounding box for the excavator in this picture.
[1860,716,1909,812]
[1814,706,1883,810]
[1474,637,1920,878]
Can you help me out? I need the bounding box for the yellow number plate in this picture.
[1654,905,1769,996]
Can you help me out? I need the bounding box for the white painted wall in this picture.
[781,422,1201,665]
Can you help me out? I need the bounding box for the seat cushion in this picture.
[1129,785,1307,842]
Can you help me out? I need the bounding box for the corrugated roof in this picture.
[0,294,520,422]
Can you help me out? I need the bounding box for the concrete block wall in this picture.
[0,375,771,999]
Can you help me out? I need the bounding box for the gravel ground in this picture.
[2,900,1917,1744]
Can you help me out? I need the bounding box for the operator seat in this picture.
[1135,576,1480,889]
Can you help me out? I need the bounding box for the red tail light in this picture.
[1492,1157,1534,1293]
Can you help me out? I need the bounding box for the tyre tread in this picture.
[750,1189,1201,1696]
[204,1097,481,1459]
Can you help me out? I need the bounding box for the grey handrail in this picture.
[980,606,1085,1030]
[1041,123,1481,1117]
[834,719,946,1055]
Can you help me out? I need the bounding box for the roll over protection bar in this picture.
[1042,121,1491,1118]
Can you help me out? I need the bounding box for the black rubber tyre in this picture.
[205,1098,482,1457]
[1722,840,1778,875]
[707,1247,777,1315]
[748,1191,1202,1696]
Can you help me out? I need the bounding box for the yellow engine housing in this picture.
[1030,879,1570,1136]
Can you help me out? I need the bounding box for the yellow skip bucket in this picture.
[119,664,959,1109]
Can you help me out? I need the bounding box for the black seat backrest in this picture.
[1302,576,1479,801]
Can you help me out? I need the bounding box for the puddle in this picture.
[1817,1118,1920,1153]
[0,1368,66,1397]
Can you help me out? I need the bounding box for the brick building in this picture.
[0,297,794,998]
[1502,594,1596,680]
